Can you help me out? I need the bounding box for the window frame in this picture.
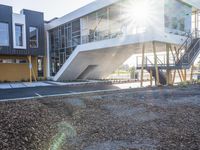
[15,24,23,47]
[0,22,9,46]
[29,26,39,48]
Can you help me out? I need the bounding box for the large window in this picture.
[192,11,200,32]
[81,8,111,43]
[80,3,126,44]
[29,27,38,48]
[164,0,192,35]
[49,19,81,76]
[15,24,23,46]
[0,22,9,46]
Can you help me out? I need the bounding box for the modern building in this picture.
[45,0,200,84]
[0,0,200,84]
[0,4,45,82]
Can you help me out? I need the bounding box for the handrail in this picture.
[137,56,169,67]
[146,57,153,65]
[176,30,200,56]
[156,56,164,65]
[193,30,200,38]
[82,30,123,44]
[175,30,200,65]
[184,39,200,64]
[177,32,193,54]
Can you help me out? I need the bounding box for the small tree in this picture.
[129,67,136,79]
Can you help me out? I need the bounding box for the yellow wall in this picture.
[0,55,38,82]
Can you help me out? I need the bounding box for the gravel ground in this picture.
[0,85,200,150]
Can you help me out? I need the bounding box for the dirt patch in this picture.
[101,104,162,123]
[83,139,158,150]
[64,98,86,108]
[0,85,200,150]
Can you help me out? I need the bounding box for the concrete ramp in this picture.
[53,44,139,81]
[53,36,144,81]
[53,33,186,81]
[77,65,98,79]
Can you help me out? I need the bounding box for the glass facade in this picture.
[15,24,23,46]
[0,22,9,46]
[81,0,149,44]
[29,27,38,48]
[49,19,81,76]
[192,11,200,31]
[81,7,111,43]
[164,0,192,35]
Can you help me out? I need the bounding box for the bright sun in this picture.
[122,0,154,27]
[129,2,151,25]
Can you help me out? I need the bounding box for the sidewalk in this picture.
[0,80,152,90]
[0,82,52,89]
[0,80,112,90]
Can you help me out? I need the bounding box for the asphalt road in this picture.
[0,84,120,101]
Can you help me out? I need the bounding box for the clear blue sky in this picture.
[0,0,95,20]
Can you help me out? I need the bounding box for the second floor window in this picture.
[29,27,38,48]
[0,22,9,46]
[15,24,23,46]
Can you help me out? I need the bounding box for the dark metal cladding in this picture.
[0,5,45,56]
[0,4,13,53]
[22,9,45,56]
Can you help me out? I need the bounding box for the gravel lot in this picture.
[0,85,200,150]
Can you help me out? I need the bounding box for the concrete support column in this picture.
[46,31,51,79]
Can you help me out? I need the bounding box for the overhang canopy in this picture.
[181,0,200,9]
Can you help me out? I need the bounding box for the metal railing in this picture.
[192,30,200,38]
[176,30,200,61]
[180,38,200,66]
[136,55,176,68]
[81,30,123,44]
[136,30,200,69]
[176,30,200,66]
[136,56,166,83]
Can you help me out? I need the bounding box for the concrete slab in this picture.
[10,83,26,88]
[113,81,154,89]
[0,84,12,89]
[0,82,53,90]
[47,81,88,86]
[23,82,52,87]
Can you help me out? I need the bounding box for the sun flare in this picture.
[121,0,155,28]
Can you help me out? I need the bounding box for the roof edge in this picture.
[46,0,120,30]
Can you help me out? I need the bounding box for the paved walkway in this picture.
[0,84,119,101]
[0,81,153,101]
[0,82,52,89]
[0,81,109,89]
